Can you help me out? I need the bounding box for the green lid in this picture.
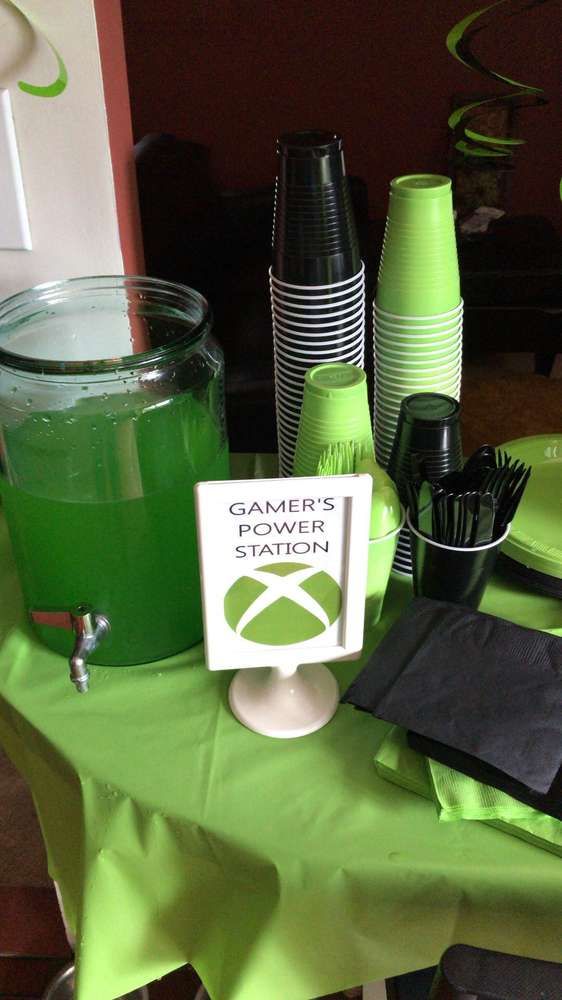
[499,435,562,580]
[305,363,366,397]
[403,393,460,424]
[390,175,452,198]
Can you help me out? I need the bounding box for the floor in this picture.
[0,884,353,999]
[0,775,356,999]
[0,885,203,998]
[1,351,559,999]
[0,880,356,999]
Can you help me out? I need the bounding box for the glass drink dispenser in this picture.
[0,276,229,691]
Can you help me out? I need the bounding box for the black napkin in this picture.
[407,731,562,822]
[342,598,562,795]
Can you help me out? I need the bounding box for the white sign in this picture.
[195,474,372,672]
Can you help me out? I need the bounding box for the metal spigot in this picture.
[30,605,110,693]
[68,607,110,693]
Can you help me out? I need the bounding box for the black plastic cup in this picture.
[408,515,510,609]
[272,130,361,284]
[278,210,354,223]
[275,206,356,230]
[276,130,346,185]
[275,323,364,344]
[274,305,365,327]
[272,293,365,317]
[273,253,361,285]
[275,190,355,211]
[276,233,356,253]
[387,393,462,502]
[275,341,365,359]
[270,263,365,299]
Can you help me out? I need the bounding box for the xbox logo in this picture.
[224,562,342,645]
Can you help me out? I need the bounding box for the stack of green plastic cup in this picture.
[373,175,463,467]
[293,363,373,477]
[376,174,460,316]
[373,174,463,575]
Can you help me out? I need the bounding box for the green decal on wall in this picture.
[5,0,68,97]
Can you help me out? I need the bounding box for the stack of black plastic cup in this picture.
[387,393,463,574]
[270,130,365,476]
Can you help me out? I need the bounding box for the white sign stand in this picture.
[195,474,371,738]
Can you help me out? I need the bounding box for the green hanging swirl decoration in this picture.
[446,0,548,161]
[5,0,68,98]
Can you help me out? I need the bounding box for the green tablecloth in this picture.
[1,455,561,1000]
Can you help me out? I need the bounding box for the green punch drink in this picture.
[0,277,229,669]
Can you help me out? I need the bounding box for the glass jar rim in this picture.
[0,275,212,376]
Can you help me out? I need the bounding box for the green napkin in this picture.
[425,756,538,823]
[375,728,562,859]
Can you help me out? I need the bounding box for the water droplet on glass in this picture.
[26,398,32,407]
[10,386,17,393]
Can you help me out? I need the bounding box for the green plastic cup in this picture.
[293,363,373,476]
[387,174,454,222]
[377,174,459,315]
[374,301,463,330]
[376,338,462,360]
[376,278,460,317]
[375,358,461,380]
[376,344,461,361]
[377,380,461,404]
[352,454,404,626]
[377,363,461,385]
[381,225,457,246]
[375,339,462,358]
[380,235,458,263]
[375,334,462,356]
[375,336,463,357]
[364,512,405,627]
[374,316,462,336]
[378,356,462,375]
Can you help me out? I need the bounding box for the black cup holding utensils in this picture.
[407,445,532,608]
[408,511,509,608]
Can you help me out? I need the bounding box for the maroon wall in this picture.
[94,0,144,273]
[121,0,560,227]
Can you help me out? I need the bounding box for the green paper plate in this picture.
[499,435,562,580]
